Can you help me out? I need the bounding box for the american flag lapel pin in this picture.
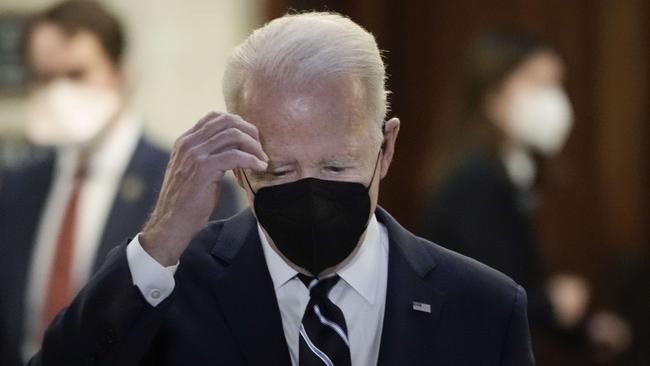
[412,301,431,313]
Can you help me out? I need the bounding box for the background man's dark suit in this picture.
[28,207,534,366]
[0,137,241,366]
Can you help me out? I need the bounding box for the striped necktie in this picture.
[298,274,351,366]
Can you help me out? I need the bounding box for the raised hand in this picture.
[140,111,268,265]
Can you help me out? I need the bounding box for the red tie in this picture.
[41,159,87,334]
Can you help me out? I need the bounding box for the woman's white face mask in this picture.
[505,86,574,156]
[26,79,121,147]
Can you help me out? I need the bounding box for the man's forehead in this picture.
[265,149,362,167]
[248,83,371,133]
[239,75,378,164]
[30,24,104,73]
[30,23,67,70]
[244,75,367,118]
[258,112,373,150]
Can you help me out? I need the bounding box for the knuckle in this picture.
[236,116,258,136]
[173,135,183,148]
[186,147,201,161]
[200,113,225,131]
[213,113,229,124]
[174,166,190,179]
[203,110,221,122]
[195,154,208,166]
[194,156,209,175]
[198,111,213,122]
[223,115,240,130]
[224,127,243,140]
[174,136,191,152]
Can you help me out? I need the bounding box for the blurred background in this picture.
[0,0,262,149]
[0,0,647,365]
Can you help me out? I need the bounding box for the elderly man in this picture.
[30,12,534,366]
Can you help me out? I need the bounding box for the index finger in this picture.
[188,113,263,145]
[182,111,223,138]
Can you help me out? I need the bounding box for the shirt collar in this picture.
[336,214,382,305]
[501,144,537,190]
[258,214,383,305]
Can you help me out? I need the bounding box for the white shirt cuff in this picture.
[126,234,179,306]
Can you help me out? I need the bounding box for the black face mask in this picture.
[243,153,381,275]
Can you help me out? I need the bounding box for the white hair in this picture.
[222,12,389,136]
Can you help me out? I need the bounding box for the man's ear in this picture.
[380,117,400,179]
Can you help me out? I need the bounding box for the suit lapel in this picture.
[376,208,445,365]
[208,210,292,365]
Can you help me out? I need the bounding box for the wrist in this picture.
[139,230,185,267]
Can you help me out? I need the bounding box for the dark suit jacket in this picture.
[0,137,240,366]
[28,207,534,366]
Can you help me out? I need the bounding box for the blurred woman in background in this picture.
[418,32,591,350]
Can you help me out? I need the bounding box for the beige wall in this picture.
[0,0,263,147]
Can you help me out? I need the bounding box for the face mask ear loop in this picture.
[241,169,258,196]
[365,121,387,192]
[366,149,382,192]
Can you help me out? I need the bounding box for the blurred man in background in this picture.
[0,1,240,365]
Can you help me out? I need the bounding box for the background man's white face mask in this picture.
[26,79,121,147]
[505,86,574,156]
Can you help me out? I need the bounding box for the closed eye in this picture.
[269,170,291,177]
[325,166,346,173]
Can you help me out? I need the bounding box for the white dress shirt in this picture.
[22,113,142,360]
[126,214,389,366]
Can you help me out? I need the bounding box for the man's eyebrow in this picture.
[319,153,358,165]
